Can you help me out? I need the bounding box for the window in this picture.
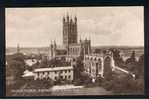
[55,77,57,80]
[37,72,39,76]
[55,71,57,74]
[65,70,67,73]
[65,76,67,79]
[68,70,71,73]
[68,75,71,79]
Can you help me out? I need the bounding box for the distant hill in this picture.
[92,45,144,50]
[6,46,144,58]
[6,47,49,55]
[92,46,144,59]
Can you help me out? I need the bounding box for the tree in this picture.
[130,51,136,63]
[136,54,144,78]
[6,53,26,80]
[125,51,138,73]
[126,51,137,65]
[102,74,144,94]
[94,48,102,54]
[138,54,144,66]
[110,48,124,67]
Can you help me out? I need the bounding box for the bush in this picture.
[25,79,54,89]
[100,78,113,91]
[109,75,144,94]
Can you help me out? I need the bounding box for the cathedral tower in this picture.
[63,14,78,47]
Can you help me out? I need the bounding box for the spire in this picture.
[67,12,69,22]
[17,43,20,53]
[74,15,77,23]
[54,40,57,49]
[70,15,73,23]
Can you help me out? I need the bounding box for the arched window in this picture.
[55,76,57,80]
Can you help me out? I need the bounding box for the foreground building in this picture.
[34,66,73,81]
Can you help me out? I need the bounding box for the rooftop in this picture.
[34,66,73,72]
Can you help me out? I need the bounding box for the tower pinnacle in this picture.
[17,43,20,53]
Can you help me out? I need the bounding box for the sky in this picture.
[6,7,144,47]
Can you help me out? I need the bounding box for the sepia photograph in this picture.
[6,7,144,96]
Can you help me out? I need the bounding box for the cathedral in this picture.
[49,14,91,59]
[47,14,135,80]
